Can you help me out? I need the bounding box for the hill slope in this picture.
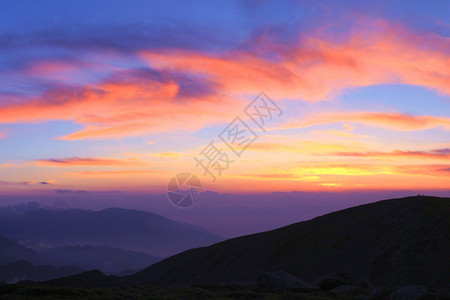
[127,196,449,288]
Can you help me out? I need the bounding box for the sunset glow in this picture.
[0,1,449,197]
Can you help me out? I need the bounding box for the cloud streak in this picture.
[68,170,158,177]
[326,148,450,160]
[34,157,141,167]
[0,68,240,139]
[141,20,450,101]
[280,112,450,131]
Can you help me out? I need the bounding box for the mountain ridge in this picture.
[123,196,449,288]
[0,204,224,257]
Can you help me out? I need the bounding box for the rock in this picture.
[389,285,438,300]
[257,271,317,291]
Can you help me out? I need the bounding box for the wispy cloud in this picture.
[0,180,34,186]
[309,129,367,138]
[152,152,181,158]
[241,173,320,181]
[0,68,240,140]
[0,179,56,186]
[325,148,450,160]
[68,170,157,177]
[39,180,56,185]
[280,112,450,131]
[34,157,141,167]
[244,140,367,154]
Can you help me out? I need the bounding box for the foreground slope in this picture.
[128,196,449,288]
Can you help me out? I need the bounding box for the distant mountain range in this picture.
[119,196,449,288]
[0,205,223,257]
[0,236,41,266]
[0,204,223,277]
[37,245,160,274]
[0,235,159,275]
[0,260,84,283]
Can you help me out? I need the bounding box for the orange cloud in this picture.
[34,157,141,167]
[152,152,181,158]
[0,70,241,140]
[247,140,367,154]
[309,129,367,138]
[281,112,450,131]
[326,148,450,160]
[287,163,450,179]
[292,164,392,176]
[394,164,450,177]
[241,173,320,181]
[320,183,345,187]
[245,142,295,152]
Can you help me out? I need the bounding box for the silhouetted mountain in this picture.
[0,205,223,257]
[0,236,42,265]
[125,196,449,288]
[0,235,160,274]
[42,270,111,287]
[39,245,161,274]
[0,260,84,283]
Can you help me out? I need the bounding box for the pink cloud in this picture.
[0,70,242,140]
[0,19,447,140]
[141,20,449,100]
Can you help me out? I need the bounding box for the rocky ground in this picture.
[2,271,448,299]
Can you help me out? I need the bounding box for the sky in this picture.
[0,1,449,219]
